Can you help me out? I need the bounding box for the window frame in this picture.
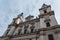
[48,34,54,40]
[46,22,50,27]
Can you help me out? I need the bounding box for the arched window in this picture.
[44,10,47,13]
[18,29,22,35]
[24,29,27,34]
[30,26,35,33]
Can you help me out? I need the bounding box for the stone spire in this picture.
[10,12,23,25]
[15,12,23,24]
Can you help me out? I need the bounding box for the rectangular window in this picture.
[29,39,32,40]
[46,22,50,27]
[24,29,27,34]
[31,29,34,33]
[48,34,54,40]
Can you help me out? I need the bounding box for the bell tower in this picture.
[39,4,58,28]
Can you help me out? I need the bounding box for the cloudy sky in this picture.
[0,0,60,36]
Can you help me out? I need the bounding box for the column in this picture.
[3,28,10,36]
[7,26,15,35]
[13,27,20,35]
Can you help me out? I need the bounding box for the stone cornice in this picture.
[18,18,40,26]
[39,11,54,18]
[39,25,60,31]
[0,31,40,38]
[1,25,60,38]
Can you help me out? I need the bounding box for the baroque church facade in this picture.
[0,4,60,40]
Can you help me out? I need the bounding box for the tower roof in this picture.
[39,4,51,10]
[42,4,48,8]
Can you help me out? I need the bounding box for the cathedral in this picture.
[0,4,60,40]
